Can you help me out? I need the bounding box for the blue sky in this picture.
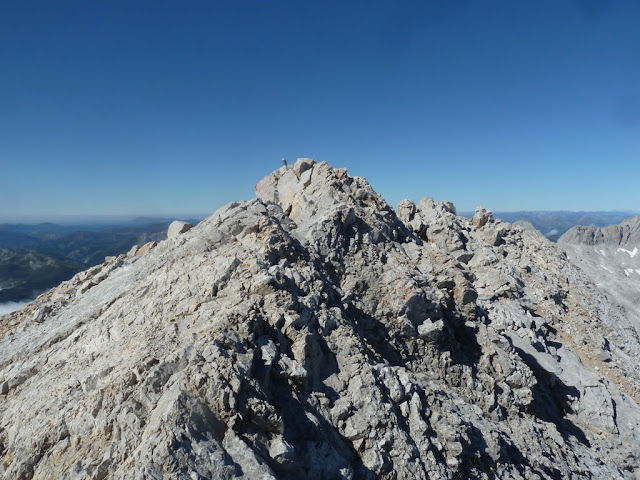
[1,0,639,221]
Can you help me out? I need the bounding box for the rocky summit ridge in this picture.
[1,159,640,479]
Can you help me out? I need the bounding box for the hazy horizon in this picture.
[1,207,640,226]
[1,208,640,227]
[0,213,209,226]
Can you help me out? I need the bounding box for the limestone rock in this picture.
[397,199,416,223]
[512,220,548,243]
[559,216,640,246]
[0,160,639,479]
[559,216,640,333]
[167,220,194,238]
[472,206,493,228]
[135,241,157,256]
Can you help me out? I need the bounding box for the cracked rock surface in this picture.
[1,159,640,479]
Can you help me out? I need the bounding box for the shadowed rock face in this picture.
[559,216,640,334]
[1,159,640,479]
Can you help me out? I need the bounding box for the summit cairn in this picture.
[1,159,639,479]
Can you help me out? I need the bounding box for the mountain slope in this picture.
[1,159,639,479]
[558,216,640,331]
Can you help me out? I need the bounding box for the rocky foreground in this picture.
[1,159,640,479]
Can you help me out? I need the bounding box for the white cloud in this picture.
[0,301,29,317]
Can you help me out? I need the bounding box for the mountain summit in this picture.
[1,159,640,479]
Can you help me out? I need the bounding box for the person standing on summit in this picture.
[282,158,287,168]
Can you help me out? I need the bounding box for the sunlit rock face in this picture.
[1,159,639,480]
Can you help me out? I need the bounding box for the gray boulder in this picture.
[167,220,194,238]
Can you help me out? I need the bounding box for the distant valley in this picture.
[0,249,85,303]
[0,217,202,306]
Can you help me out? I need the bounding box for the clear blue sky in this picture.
[1,0,639,221]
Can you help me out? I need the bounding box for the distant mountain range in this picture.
[0,218,202,303]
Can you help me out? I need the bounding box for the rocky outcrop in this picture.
[471,206,493,229]
[168,221,194,239]
[135,241,158,256]
[1,159,640,479]
[512,220,547,240]
[559,216,640,246]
